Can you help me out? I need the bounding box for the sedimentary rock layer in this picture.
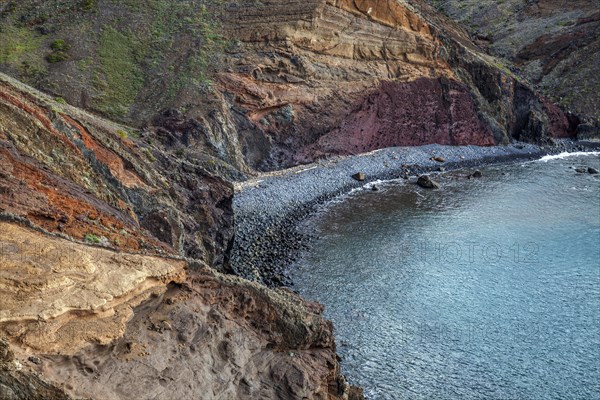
[0,73,234,267]
[219,0,574,169]
[0,222,186,354]
[426,0,600,122]
[0,0,577,172]
[37,266,359,400]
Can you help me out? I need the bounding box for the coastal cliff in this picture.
[1,0,579,172]
[0,74,361,399]
[0,0,591,398]
[425,0,600,127]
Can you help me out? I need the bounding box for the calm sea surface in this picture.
[291,153,600,399]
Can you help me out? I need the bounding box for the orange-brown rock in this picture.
[0,222,186,354]
[1,0,575,172]
[0,72,360,398]
[32,267,360,399]
[0,73,234,266]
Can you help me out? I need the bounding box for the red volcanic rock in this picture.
[300,78,495,161]
[542,98,572,138]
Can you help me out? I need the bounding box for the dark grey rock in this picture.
[28,356,41,365]
[417,175,440,189]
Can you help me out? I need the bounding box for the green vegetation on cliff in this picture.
[0,0,226,123]
[95,27,144,117]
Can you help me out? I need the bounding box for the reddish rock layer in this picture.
[0,75,234,265]
[297,78,495,162]
[217,0,573,169]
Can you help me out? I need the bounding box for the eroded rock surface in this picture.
[0,74,234,268]
[217,0,575,169]
[36,267,358,400]
[0,222,186,354]
[1,0,577,172]
[0,339,71,400]
[0,1,590,398]
[0,221,359,399]
[0,72,361,398]
[427,0,600,123]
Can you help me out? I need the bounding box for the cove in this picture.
[291,154,600,399]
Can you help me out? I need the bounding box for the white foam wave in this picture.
[538,151,600,162]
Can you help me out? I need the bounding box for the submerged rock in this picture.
[588,167,599,174]
[575,167,588,173]
[470,170,483,179]
[417,175,440,189]
[431,156,445,162]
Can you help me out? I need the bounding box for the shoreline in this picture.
[228,140,599,286]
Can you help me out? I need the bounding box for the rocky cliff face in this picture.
[0,221,360,399]
[0,73,361,399]
[426,0,600,130]
[216,0,577,169]
[216,0,576,168]
[1,0,577,173]
[0,73,234,267]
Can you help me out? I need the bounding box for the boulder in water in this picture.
[469,170,483,179]
[575,167,587,173]
[430,156,445,162]
[417,175,439,189]
[588,167,599,174]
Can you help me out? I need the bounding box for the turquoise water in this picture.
[291,154,600,399]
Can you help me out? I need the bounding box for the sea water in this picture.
[291,154,600,399]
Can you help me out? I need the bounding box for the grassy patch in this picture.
[0,25,43,64]
[84,233,101,243]
[79,0,97,12]
[116,129,129,139]
[128,0,227,99]
[2,0,227,122]
[95,26,144,118]
[47,51,69,63]
[19,60,47,84]
[50,39,70,52]
[143,147,156,162]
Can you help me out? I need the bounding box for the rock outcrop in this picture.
[1,0,577,172]
[0,222,186,354]
[417,174,440,189]
[0,220,358,399]
[0,73,360,399]
[37,266,357,400]
[1,339,71,400]
[0,0,591,398]
[427,0,600,126]
[0,73,234,268]
[217,0,575,169]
